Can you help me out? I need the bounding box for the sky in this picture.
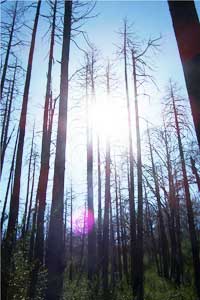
[1,0,200,225]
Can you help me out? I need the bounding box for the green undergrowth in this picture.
[144,268,196,300]
[62,268,196,300]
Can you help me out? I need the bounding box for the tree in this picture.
[86,49,97,283]
[30,2,58,295]
[131,47,144,300]
[102,61,111,298]
[0,59,17,175]
[1,128,19,235]
[46,1,72,299]
[0,1,18,100]
[2,2,41,298]
[121,19,136,286]
[169,82,200,299]
[168,0,200,147]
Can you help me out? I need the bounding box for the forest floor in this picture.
[62,267,196,300]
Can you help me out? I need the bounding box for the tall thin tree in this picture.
[46,1,72,299]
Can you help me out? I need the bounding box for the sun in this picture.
[91,97,129,143]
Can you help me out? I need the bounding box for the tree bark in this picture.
[0,2,17,100]
[46,1,72,299]
[123,20,136,287]
[21,126,35,238]
[147,125,169,279]
[2,2,41,298]
[1,129,19,235]
[168,0,200,147]
[34,0,57,267]
[102,62,111,298]
[171,85,200,299]
[131,50,143,300]
[114,160,122,280]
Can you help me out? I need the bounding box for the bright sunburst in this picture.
[91,97,129,143]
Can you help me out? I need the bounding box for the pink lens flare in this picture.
[72,208,94,236]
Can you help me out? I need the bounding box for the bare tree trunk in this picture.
[69,184,73,281]
[1,82,11,152]
[168,0,200,147]
[144,187,161,275]
[174,171,184,284]
[46,1,72,299]
[35,0,57,267]
[28,184,38,263]
[147,125,169,279]
[1,129,19,235]
[2,3,41,298]
[87,51,96,283]
[131,50,144,300]
[114,159,122,281]
[21,126,35,238]
[118,178,129,282]
[63,192,68,255]
[123,20,136,287]
[26,153,36,234]
[97,136,102,277]
[102,62,111,298]
[1,59,17,173]
[110,196,117,289]
[0,1,17,100]
[190,157,200,191]
[171,85,200,299]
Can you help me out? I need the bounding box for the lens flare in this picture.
[72,208,94,236]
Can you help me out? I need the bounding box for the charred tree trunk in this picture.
[0,2,17,100]
[97,136,102,276]
[147,125,169,279]
[1,129,19,235]
[69,184,73,281]
[21,126,35,238]
[1,82,11,155]
[87,52,96,283]
[123,20,136,287]
[118,178,129,282]
[102,63,111,298]
[171,85,200,299]
[114,160,122,281]
[2,3,41,299]
[34,0,57,268]
[26,153,36,234]
[190,156,200,191]
[168,0,200,147]
[1,60,17,172]
[144,187,161,275]
[46,1,72,299]
[131,49,144,300]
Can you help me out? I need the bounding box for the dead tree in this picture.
[46,1,72,299]
[168,0,200,147]
[0,1,17,99]
[34,0,58,274]
[1,59,17,175]
[147,125,169,279]
[21,125,35,238]
[131,47,144,300]
[69,183,73,281]
[114,158,122,280]
[2,2,41,299]
[170,83,200,299]
[190,156,200,192]
[102,61,111,298]
[1,128,19,235]
[120,20,136,286]
[87,49,98,283]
